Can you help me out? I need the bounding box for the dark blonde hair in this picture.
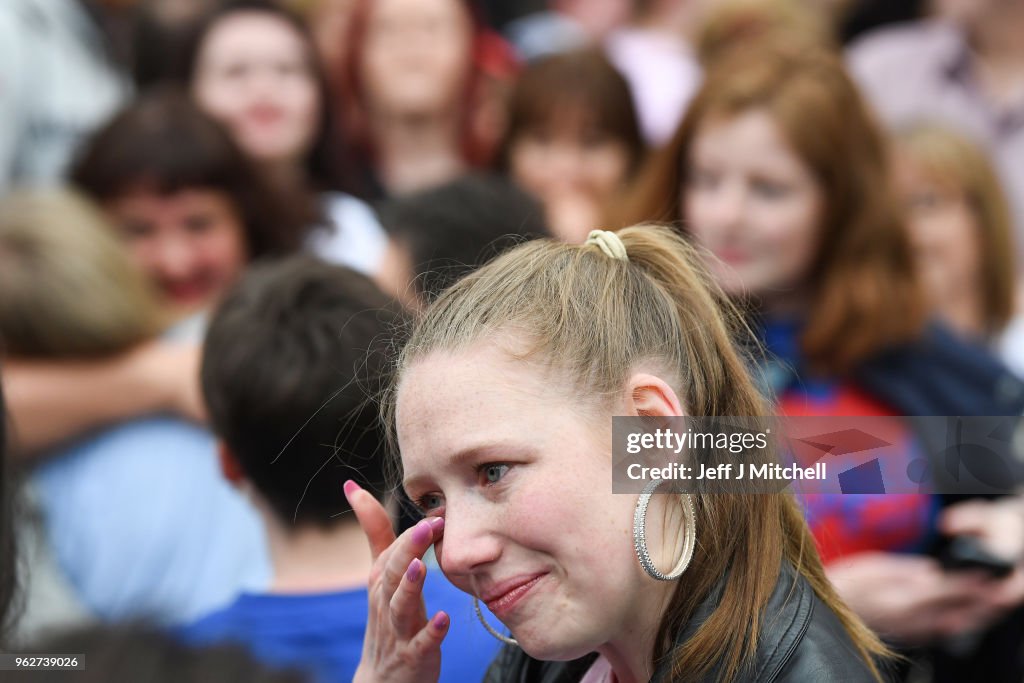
[695,0,834,68]
[895,122,1017,336]
[0,190,164,359]
[387,225,888,681]
[614,46,926,374]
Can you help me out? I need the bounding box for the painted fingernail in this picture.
[406,558,422,582]
[431,612,449,630]
[343,480,360,498]
[412,520,431,544]
[428,517,445,533]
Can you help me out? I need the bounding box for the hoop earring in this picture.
[474,597,518,646]
[633,478,696,581]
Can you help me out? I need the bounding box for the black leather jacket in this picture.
[482,562,883,682]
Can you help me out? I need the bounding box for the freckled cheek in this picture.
[497,488,564,555]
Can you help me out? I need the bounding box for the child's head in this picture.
[201,256,405,528]
[376,173,549,309]
[26,625,308,683]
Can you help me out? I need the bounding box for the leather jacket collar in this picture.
[483,561,880,682]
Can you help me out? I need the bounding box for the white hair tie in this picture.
[585,230,628,261]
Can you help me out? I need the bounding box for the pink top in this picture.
[580,655,616,683]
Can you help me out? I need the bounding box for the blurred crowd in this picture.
[1,0,1023,681]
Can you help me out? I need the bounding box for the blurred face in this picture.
[106,189,249,314]
[895,155,982,325]
[509,111,633,242]
[361,0,473,116]
[683,109,824,302]
[398,341,672,661]
[193,11,319,166]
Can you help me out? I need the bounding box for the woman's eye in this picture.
[222,63,248,80]
[752,179,790,199]
[277,61,307,79]
[689,168,719,189]
[907,190,945,213]
[480,464,510,485]
[580,130,611,150]
[415,493,444,512]
[120,219,154,240]
[183,213,214,234]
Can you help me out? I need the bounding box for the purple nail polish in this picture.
[428,517,445,533]
[412,520,431,544]
[343,480,360,498]
[432,612,449,630]
[406,558,422,582]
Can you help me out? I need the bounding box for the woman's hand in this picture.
[826,552,999,644]
[344,480,448,683]
[939,497,1024,616]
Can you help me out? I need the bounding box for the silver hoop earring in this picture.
[633,478,696,581]
[474,597,518,646]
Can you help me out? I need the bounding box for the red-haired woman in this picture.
[616,45,1024,681]
[337,0,517,197]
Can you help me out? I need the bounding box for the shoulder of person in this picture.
[176,599,243,646]
[652,562,877,683]
[855,322,1024,416]
[759,566,879,683]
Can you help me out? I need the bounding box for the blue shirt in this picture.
[180,570,501,683]
[32,417,271,624]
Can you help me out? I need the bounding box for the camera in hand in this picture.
[939,535,1015,578]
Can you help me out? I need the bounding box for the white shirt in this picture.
[998,315,1024,379]
[305,192,388,277]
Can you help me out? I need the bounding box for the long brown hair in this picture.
[181,0,352,194]
[386,225,889,681]
[895,122,1017,336]
[337,0,518,195]
[614,46,926,374]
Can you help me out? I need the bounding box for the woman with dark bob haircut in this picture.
[72,86,312,317]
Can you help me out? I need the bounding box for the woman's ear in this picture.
[624,373,685,417]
